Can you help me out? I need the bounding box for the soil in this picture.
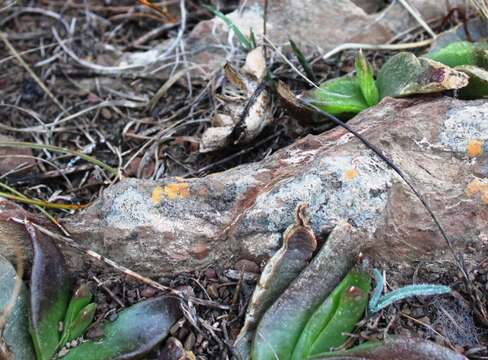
[0,1,486,359]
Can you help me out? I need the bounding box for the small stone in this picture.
[141,286,157,298]
[205,268,217,279]
[207,284,219,299]
[101,107,112,120]
[184,332,196,350]
[234,259,260,273]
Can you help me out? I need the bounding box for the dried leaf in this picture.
[377,52,469,99]
[26,221,71,360]
[241,46,267,82]
[62,296,180,360]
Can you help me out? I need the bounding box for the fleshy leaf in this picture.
[0,254,36,360]
[62,296,180,360]
[62,303,96,344]
[377,52,469,99]
[310,76,369,116]
[235,204,317,358]
[291,271,370,359]
[425,41,478,67]
[456,65,488,99]
[59,284,92,347]
[369,269,450,313]
[355,51,379,106]
[310,336,466,360]
[251,222,359,360]
[26,221,71,360]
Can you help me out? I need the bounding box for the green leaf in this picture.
[0,254,36,360]
[310,76,369,116]
[203,4,253,51]
[62,303,96,344]
[369,269,450,313]
[377,52,469,99]
[26,221,71,360]
[235,205,317,359]
[251,223,359,360]
[425,41,478,67]
[59,284,92,347]
[355,51,379,107]
[291,272,370,359]
[456,65,488,99]
[290,38,316,83]
[61,296,180,360]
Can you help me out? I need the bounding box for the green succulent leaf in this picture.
[26,221,71,360]
[235,205,317,359]
[251,223,358,360]
[290,38,316,83]
[425,41,478,67]
[455,65,488,99]
[355,51,379,107]
[291,271,370,359]
[0,254,36,360]
[377,52,469,99]
[60,303,96,345]
[368,269,451,313]
[310,76,369,116]
[59,284,92,347]
[61,296,180,360]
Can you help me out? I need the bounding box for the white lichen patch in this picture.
[242,153,393,236]
[439,104,488,155]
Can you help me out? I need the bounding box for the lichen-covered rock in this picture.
[1,97,488,276]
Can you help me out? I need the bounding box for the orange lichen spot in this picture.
[481,191,488,205]
[465,179,488,197]
[344,168,359,180]
[151,186,163,205]
[466,139,484,158]
[163,182,190,200]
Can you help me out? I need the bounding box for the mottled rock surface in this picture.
[121,0,464,79]
[1,97,487,275]
[4,96,483,275]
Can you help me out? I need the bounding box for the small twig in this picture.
[0,192,86,210]
[398,0,436,38]
[0,141,118,177]
[0,32,65,111]
[9,218,229,311]
[319,39,433,62]
[92,276,125,308]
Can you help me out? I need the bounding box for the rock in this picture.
[0,255,35,360]
[1,97,488,277]
[120,0,463,79]
[1,96,486,277]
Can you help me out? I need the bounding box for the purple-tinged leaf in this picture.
[62,296,180,360]
[26,221,70,360]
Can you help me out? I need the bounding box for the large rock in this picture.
[1,97,487,275]
[2,96,485,276]
[121,0,464,79]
